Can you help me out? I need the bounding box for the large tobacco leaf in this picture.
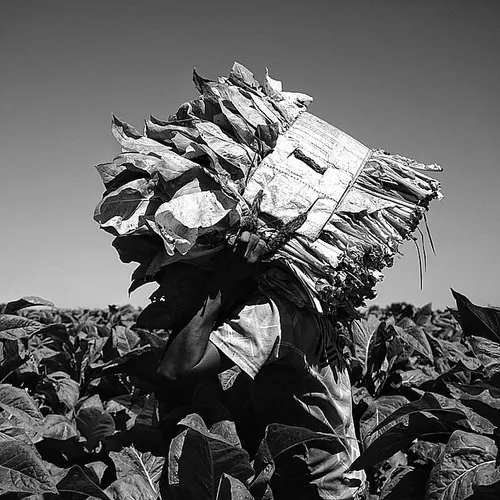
[76,406,116,451]
[427,335,480,372]
[367,392,475,438]
[467,335,500,377]
[112,325,141,357]
[46,371,80,411]
[0,440,57,494]
[42,414,79,441]
[426,430,500,499]
[0,416,34,443]
[56,464,111,500]
[350,314,380,376]
[0,384,43,429]
[395,317,434,362]
[0,314,44,340]
[452,289,500,342]
[351,412,457,470]
[106,474,158,500]
[167,413,253,500]
[217,473,254,500]
[446,381,500,414]
[364,321,405,396]
[110,446,164,497]
[250,423,347,498]
[4,296,55,314]
[359,394,410,446]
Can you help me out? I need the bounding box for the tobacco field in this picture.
[1,289,499,499]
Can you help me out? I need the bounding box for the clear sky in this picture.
[1,0,499,310]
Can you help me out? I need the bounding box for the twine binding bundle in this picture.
[94,63,442,319]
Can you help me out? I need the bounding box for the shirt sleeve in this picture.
[210,293,283,378]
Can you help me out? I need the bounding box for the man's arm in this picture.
[156,231,266,384]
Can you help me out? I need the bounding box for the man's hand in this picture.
[229,230,267,264]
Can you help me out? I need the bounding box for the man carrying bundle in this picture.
[94,62,441,499]
[156,230,365,500]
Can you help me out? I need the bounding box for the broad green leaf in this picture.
[452,289,500,342]
[427,335,480,371]
[0,440,57,494]
[0,416,38,443]
[428,391,496,435]
[379,466,429,500]
[86,461,108,484]
[76,407,115,451]
[47,371,80,410]
[107,392,158,432]
[351,315,380,374]
[0,339,26,380]
[168,413,253,500]
[426,430,500,500]
[42,414,79,441]
[57,464,110,500]
[0,314,43,340]
[368,392,468,437]
[217,473,253,500]
[414,302,433,327]
[0,384,43,421]
[446,381,500,410]
[219,366,241,391]
[364,321,404,396]
[112,325,141,356]
[105,474,157,500]
[399,367,435,387]
[359,395,409,446]
[260,422,347,462]
[394,318,433,362]
[110,446,164,496]
[351,412,455,470]
[251,423,348,497]
[4,296,55,314]
[77,394,104,411]
[468,335,500,377]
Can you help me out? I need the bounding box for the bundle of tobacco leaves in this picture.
[94,63,442,320]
